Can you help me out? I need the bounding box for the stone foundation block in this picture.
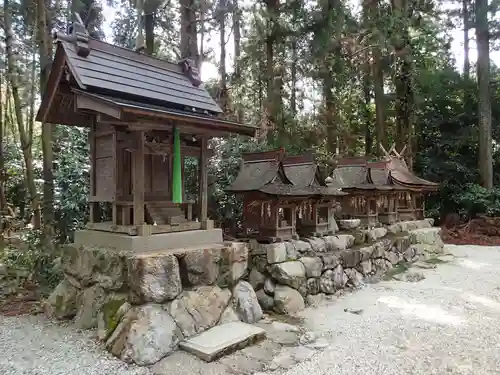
[128,253,182,304]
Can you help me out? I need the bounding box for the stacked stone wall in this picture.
[246,219,444,314]
[45,242,262,365]
[44,219,443,366]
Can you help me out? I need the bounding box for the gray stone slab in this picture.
[74,228,223,252]
[179,322,266,362]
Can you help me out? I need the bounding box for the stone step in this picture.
[179,321,266,362]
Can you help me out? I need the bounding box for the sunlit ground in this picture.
[289,244,500,375]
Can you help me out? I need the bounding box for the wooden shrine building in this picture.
[226,150,310,242]
[227,150,344,241]
[282,153,345,237]
[330,144,439,227]
[36,20,256,251]
[379,144,439,220]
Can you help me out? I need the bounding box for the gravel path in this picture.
[279,245,500,375]
[2,245,500,375]
[0,316,152,375]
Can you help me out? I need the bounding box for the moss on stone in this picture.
[102,298,127,333]
[55,294,63,314]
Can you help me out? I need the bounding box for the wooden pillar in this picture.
[132,131,145,227]
[88,122,97,223]
[199,137,208,224]
[111,127,118,225]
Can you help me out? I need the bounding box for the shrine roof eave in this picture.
[226,185,347,198]
[339,184,412,192]
[391,182,440,192]
[72,90,257,137]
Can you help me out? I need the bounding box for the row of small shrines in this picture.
[227,147,439,242]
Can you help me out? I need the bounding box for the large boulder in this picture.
[393,235,411,253]
[333,265,349,288]
[256,289,275,311]
[320,252,341,270]
[371,239,393,258]
[252,255,268,274]
[285,242,299,260]
[232,280,263,323]
[339,248,363,268]
[410,228,444,250]
[319,265,348,294]
[299,257,323,278]
[248,268,266,290]
[319,270,335,294]
[219,304,240,324]
[128,254,182,304]
[386,222,403,234]
[366,227,387,242]
[324,234,355,251]
[266,243,287,264]
[384,251,401,265]
[338,219,360,230]
[44,279,78,319]
[264,278,276,295]
[372,258,391,275]
[74,284,107,329]
[218,243,249,287]
[62,245,126,290]
[306,278,320,295]
[97,294,130,341]
[163,285,231,338]
[359,246,374,261]
[106,304,183,366]
[270,261,306,290]
[274,286,305,314]
[358,260,372,276]
[181,247,221,287]
[304,237,327,252]
[293,240,312,254]
[344,268,364,287]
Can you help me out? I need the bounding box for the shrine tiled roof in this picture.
[330,155,438,192]
[226,150,287,193]
[227,150,346,197]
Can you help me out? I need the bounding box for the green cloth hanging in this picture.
[172,126,183,203]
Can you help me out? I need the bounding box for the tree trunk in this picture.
[462,0,472,113]
[372,44,385,154]
[463,0,470,80]
[144,12,155,55]
[218,1,227,111]
[264,0,281,140]
[476,0,493,189]
[392,0,414,167]
[290,39,297,117]
[362,52,372,156]
[318,0,342,156]
[180,0,199,66]
[233,0,243,121]
[39,0,55,239]
[365,0,386,155]
[4,0,41,228]
[0,64,5,223]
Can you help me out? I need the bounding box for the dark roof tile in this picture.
[61,39,222,114]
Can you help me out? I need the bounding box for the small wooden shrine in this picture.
[227,150,307,242]
[227,150,344,242]
[330,144,439,227]
[36,20,256,250]
[380,145,439,220]
[282,153,345,237]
